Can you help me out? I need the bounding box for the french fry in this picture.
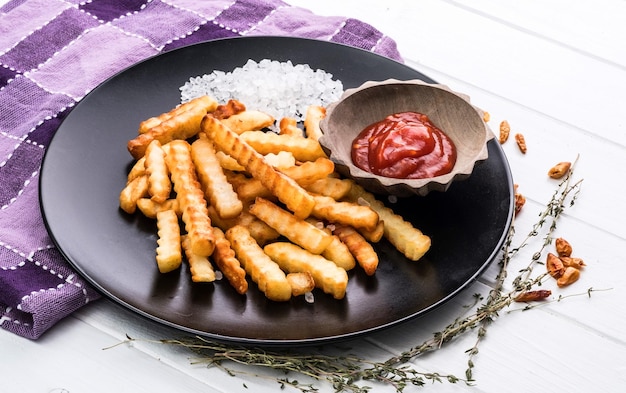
[220,110,275,134]
[207,205,280,246]
[211,227,248,294]
[264,242,349,300]
[249,197,333,255]
[139,95,216,134]
[212,99,246,120]
[166,140,215,257]
[280,157,335,186]
[233,157,334,202]
[312,195,379,232]
[181,234,216,282]
[139,117,162,135]
[333,224,378,276]
[215,151,296,172]
[304,177,352,200]
[191,137,243,219]
[322,235,356,271]
[225,225,291,302]
[126,157,146,184]
[304,105,326,141]
[279,117,303,137]
[239,130,327,162]
[286,272,315,296]
[136,198,180,219]
[223,170,252,192]
[119,175,149,214]
[182,204,215,257]
[234,177,275,203]
[238,215,282,246]
[265,151,297,169]
[202,115,315,219]
[155,209,182,273]
[215,151,245,172]
[144,140,171,204]
[346,182,431,261]
[358,220,385,243]
[128,95,218,159]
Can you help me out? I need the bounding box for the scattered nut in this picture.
[515,133,527,154]
[555,237,573,257]
[546,252,565,278]
[544,237,586,288]
[548,161,571,179]
[499,120,510,144]
[514,184,525,215]
[560,256,585,269]
[483,111,491,122]
[557,266,581,287]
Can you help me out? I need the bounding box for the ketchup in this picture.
[351,112,456,179]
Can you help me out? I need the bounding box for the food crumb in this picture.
[304,291,315,303]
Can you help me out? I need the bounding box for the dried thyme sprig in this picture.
[463,157,582,379]
[120,160,594,392]
[151,337,465,392]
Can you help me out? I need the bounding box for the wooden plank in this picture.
[0,314,223,393]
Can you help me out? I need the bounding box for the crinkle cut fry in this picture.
[264,242,348,300]
[155,209,182,273]
[225,225,291,302]
[181,234,216,282]
[304,105,326,141]
[333,224,378,276]
[191,136,243,220]
[219,110,275,134]
[201,115,315,219]
[165,140,215,257]
[279,117,304,137]
[128,95,218,159]
[321,234,356,271]
[139,95,217,134]
[211,227,248,295]
[144,140,171,204]
[346,182,431,261]
[136,198,180,219]
[207,204,279,246]
[119,175,148,214]
[311,194,379,232]
[249,197,333,255]
[239,130,327,162]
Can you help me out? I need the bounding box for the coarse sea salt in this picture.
[179,59,344,123]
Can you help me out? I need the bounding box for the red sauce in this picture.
[351,111,457,179]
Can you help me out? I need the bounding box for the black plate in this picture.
[40,37,514,345]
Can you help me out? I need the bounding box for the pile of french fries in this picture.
[119,95,431,302]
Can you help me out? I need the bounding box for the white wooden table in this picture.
[2,1,625,392]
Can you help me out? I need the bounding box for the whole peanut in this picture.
[499,120,510,144]
[557,266,580,287]
[555,237,573,257]
[515,133,527,153]
[546,252,565,278]
[560,256,585,269]
[548,162,571,179]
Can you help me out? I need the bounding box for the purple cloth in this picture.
[0,0,402,340]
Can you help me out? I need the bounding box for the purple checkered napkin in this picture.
[0,0,402,339]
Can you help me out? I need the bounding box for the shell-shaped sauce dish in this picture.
[319,79,494,197]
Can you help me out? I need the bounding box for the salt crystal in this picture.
[179,59,343,122]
